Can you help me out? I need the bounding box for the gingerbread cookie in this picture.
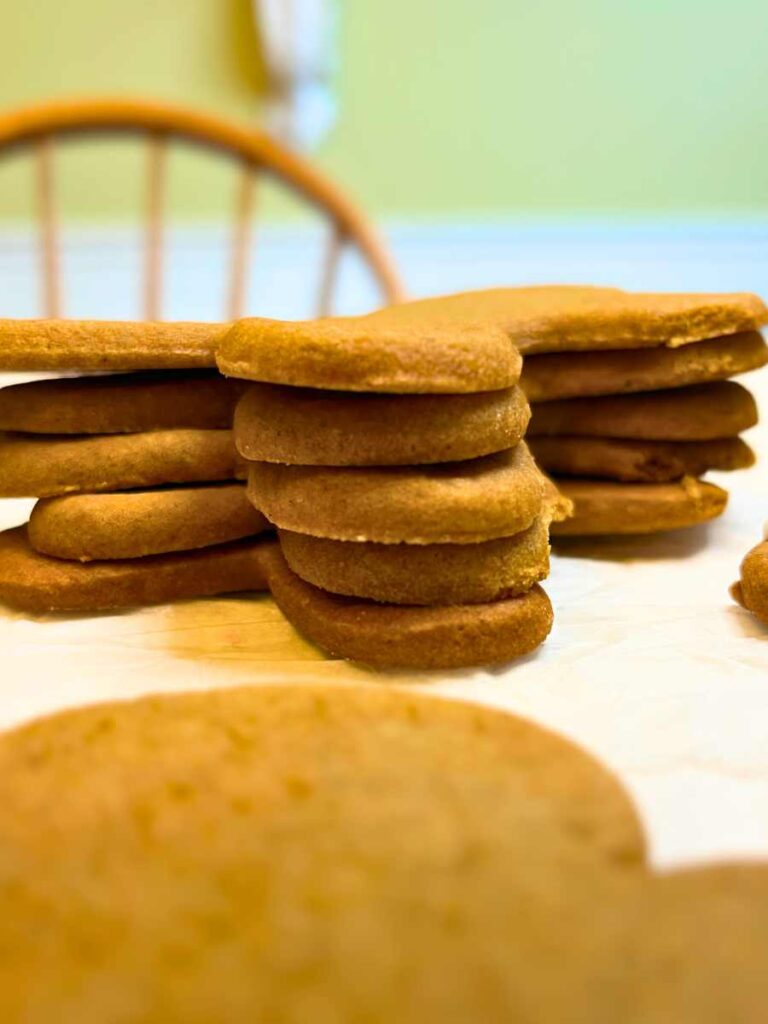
[529,382,757,442]
[0,685,645,1021]
[217,316,520,393]
[550,478,728,536]
[29,483,269,561]
[0,318,222,371]
[731,539,768,625]
[521,331,768,402]
[0,429,240,497]
[247,444,546,544]
[278,514,551,605]
[0,371,244,434]
[0,526,271,613]
[376,286,768,353]
[262,543,553,667]
[620,864,768,1023]
[530,436,754,483]
[235,382,529,465]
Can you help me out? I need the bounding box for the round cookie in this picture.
[265,545,554,668]
[550,478,728,536]
[0,526,271,614]
[0,371,245,434]
[375,286,768,353]
[235,382,530,466]
[278,514,551,605]
[529,436,754,483]
[731,539,768,625]
[247,444,546,544]
[0,429,240,498]
[28,484,270,561]
[0,685,645,1021]
[217,316,520,393]
[620,864,768,1023]
[521,331,768,402]
[529,382,757,442]
[0,318,222,371]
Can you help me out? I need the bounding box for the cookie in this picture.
[0,429,240,498]
[0,685,645,1021]
[550,477,728,536]
[235,382,530,466]
[376,286,768,353]
[217,316,520,393]
[530,436,754,483]
[529,382,757,442]
[247,444,546,544]
[0,526,271,614]
[0,371,245,434]
[28,483,269,561]
[731,539,768,625]
[0,318,221,371]
[620,864,768,1023]
[260,542,552,666]
[278,513,551,605]
[521,331,768,402]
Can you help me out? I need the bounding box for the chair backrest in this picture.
[0,96,405,320]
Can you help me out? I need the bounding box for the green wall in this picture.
[0,0,767,220]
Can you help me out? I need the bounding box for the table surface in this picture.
[1,223,767,873]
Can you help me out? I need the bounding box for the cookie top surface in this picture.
[0,319,222,371]
[376,286,768,353]
[247,443,547,543]
[0,684,644,1021]
[0,370,244,434]
[217,316,520,393]
[235,382,529,465]
[732,539,768,624]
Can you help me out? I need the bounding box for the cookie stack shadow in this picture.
[217,316,569,669]
[519,296,768,537]
[0,321,274,613]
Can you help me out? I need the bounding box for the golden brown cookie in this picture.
[521,331,768,402]
[28,483,270,561]
[235,382,529,465]
[530,436,754,483]
[529,382,757,441]
[278,514,550,606]
[217,316,520,393]
[376,286,768,353]
[0,526,271,614]
[247,444,546,544]
[263,544,554,667]
[0,685,645,1022]
[731,539,768,625]
[620,864,768,1023]
[0,318,222,371]
[0,371,244,434]
[550,477,728,536]
[0,429,239,498]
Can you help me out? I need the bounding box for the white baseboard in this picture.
[1,219,767,320]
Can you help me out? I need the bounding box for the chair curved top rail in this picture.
[0,96,406,306]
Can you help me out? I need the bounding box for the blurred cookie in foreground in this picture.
[0,685,644,1022]
[731,535,768,625]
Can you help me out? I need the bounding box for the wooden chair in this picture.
[0,96,405,320]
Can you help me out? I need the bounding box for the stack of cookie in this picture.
[0,320,271,613]
[217,316,568,669]
[375,287,768,536]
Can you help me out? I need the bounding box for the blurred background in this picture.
[1,0,768,319]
